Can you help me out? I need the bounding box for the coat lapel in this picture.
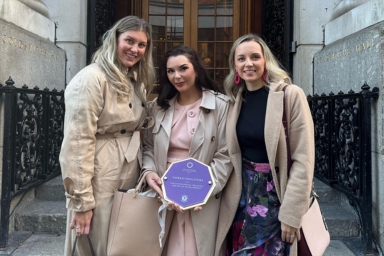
[226,92,242,156]
[189,116,204,156]
[264,82,285,168]
[215,92,243,255]
[159,97,176,139]
[189,90,214,156]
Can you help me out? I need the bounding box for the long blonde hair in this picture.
[92,16,155,104]
[224,34,291,102]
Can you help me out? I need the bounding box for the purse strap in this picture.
[71,235,95,256]
[135,171,151,194]
[282,85,292,175]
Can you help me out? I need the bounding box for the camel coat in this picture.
[142,90,233,256]
[60,63,151,256]
[215,82,315,256]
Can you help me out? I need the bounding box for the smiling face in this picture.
[234,40,266,90]
[166,55,199,96]
[117,30,148,69]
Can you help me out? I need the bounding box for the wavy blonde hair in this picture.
[92,16,155,104]
[224,34,292,102]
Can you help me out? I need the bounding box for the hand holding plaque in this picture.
[161,158,216,210]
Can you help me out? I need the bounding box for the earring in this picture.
[234,71,241,85]
[262,70,268,83]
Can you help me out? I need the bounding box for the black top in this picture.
[236,86,269,163]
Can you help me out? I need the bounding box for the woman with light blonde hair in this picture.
[216,34,315,256]
[60,16,155,256]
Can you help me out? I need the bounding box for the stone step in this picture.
[8,234,363,256]
[14,201,67,234]
[35,176,65,201]
[324,239,359,256]
[314,178,341,205]
[321,203,360,238]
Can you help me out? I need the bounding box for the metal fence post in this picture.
[0,78,16,248]
[360,83,378,253]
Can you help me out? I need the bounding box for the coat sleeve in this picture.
[141,99,158,175]
[59,67,104,212]
[210,97,233,196]
[279,85,315,228]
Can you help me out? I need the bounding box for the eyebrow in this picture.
[123,35,147,44]
[167,63,189,70]
[236,52,261,57]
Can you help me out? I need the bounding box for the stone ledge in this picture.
[0,0,55,41]
[35,176,65,201]
[14,201,67,234]
[321,204,360,238]
[325,0,384,45]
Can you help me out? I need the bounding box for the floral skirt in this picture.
[227,158,290,256]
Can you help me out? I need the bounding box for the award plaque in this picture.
[161,158,216,210]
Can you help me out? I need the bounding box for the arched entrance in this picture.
[87,0,293,91]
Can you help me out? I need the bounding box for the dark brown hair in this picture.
[157,45,219,110]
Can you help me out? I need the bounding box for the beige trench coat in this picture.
[142,90,233,256]
[215,82,315,256]
[59,63,149,256]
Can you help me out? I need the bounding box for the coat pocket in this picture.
[94,139,119,177]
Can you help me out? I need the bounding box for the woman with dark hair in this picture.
[142,45,233,256]
[60,16,154,255]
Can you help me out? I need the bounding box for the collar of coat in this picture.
[228,80,288,160]
[152,89,222,137]
[169,89,219,110]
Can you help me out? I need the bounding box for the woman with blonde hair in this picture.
[60,16,154,255]
[216,34,314,256]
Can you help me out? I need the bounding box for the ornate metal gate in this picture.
[0,78,65,248]
[308,83,379,254]
[87,0,116,63]
[263,0,294,72]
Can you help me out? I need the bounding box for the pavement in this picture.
[10,233,65,256]
[6,233,359,256]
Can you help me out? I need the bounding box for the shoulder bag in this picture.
[107,173,173,256]
[282,85,330,256]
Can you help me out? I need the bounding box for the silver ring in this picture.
[290,234,294,238]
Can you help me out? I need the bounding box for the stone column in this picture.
[41,0,88,84]
[292,0,337,94]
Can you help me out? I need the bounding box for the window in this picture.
[142,0,240,94]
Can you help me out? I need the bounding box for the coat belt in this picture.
[95,130,140,163]
[94,116,154,165]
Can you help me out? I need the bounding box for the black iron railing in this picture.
[308,83,379,254]
[0,77,65,249]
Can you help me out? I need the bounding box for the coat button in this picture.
[275,166,279,173]
[204,109,210,114]
[191,128,195,134]
[188,111,195,117]
[121,129,126,134]
[215,194,220,199]
[211,136,215,142]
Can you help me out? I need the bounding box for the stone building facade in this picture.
[0,0,383,252]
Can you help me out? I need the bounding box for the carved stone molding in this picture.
[330,0,370,21]
[18,0,49,18]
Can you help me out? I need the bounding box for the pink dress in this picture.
[163,98,202,256]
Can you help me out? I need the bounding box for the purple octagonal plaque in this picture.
[161,158,216,210]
